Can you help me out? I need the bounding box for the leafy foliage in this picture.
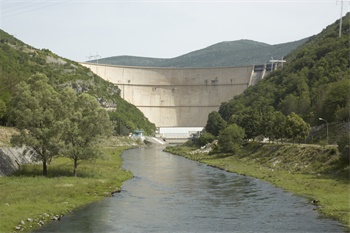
[337,133,350,163]
[0,99,6,121]
[215,13,350,143]
[10,74,64,176]
[108,98,156,135]
[218,124,245,153]
[285,112,310,143]
[229,106,262,140]
[204,111,227,137]
[0,29,155,134]
[10,74,114,176]
[60,91,113,177]
[321,79,350,122]
[197,131,216,146]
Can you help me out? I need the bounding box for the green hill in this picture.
[0,30,156,135]
[217,13,350,142]
[93,55,168,67]
[92,38,308,68]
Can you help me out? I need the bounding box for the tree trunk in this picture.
[73,158,78,177]
[42,161,47,176]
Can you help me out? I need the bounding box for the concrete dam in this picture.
[80,63,273,128]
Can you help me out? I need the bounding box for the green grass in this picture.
[0,146,133,232]
[165,143,350,230]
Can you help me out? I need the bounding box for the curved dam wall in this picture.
[80,63,269,127]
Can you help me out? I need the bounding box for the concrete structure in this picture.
[157,127,203,139]
[80,63,272,127]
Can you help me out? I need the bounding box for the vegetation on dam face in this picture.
[164,141,350,230]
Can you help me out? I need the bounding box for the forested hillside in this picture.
[92,39,307,68]
[0,30,155,135]
[202,13,350,145]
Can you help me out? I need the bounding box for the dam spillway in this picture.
[80,63,271,127]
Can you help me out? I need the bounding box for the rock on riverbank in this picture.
[0,147,37,176]
[0,127,38,176]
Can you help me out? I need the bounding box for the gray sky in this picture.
[1,0,349,62]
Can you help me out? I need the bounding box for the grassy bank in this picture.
[165,142,350,230]
[0,145,133,232]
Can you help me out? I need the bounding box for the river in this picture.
[37,146,344,232]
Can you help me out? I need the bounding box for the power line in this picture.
[2,2,43,14]
[87,54,102,97]
[1,1,64,19]
[2,1,38,11]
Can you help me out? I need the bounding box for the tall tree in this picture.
[10,73,63,176]
[61,91,112,177]
[229,107,262,140]
[218,124,245,153]
[205,111,227,137]
[285,112,310,143]
[218,101,245,122]
[260,108,275,142]
[0,99,6,124]
[272,111,287,143]
[322,79,350,122]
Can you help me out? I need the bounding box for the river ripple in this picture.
[37,146,344,232]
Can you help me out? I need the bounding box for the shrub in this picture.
[218,124,245,153]
[337,133,350,163]
[319,140,328,148]
[198,132,216,146]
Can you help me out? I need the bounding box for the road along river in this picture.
[37,146,344,232]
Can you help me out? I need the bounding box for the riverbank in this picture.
[0,141,135,232]
[164,142,350,230]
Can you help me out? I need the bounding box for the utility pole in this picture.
[319,118,329,144]
[87,54,101,72]
[87,54,102,98]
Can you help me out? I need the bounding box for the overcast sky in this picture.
[1,0,349,62]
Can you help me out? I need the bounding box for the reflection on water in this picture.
[37,146,344,233]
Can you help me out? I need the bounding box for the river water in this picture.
[37,146,344,232]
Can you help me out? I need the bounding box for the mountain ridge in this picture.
[91,38,308,68]
[218,13,350,127]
